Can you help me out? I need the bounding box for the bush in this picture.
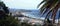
[0,15,20,26]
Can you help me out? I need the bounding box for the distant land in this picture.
[9,8,59,19]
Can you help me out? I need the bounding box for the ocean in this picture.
[9,9,59,19]
[22,9,59,19]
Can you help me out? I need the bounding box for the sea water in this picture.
[23,10,59,23]
[23,9,59,19]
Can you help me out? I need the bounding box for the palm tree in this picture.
[37,0,60,26]
[58,11,60,26]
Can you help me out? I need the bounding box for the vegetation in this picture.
[20,22,32,26]
[19,21,42,26]
[37,0,60,26]
[0,1,20,26]
[0,1,9,14]
[0,15,19,26]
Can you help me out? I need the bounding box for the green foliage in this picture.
[0,1,9,14]
[0,1,20,26]
[0,15,20,26]
[20,22,32,26]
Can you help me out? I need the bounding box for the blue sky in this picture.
[2,0,42,9]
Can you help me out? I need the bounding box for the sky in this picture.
[2,0,42,10]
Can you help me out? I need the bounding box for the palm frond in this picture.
[42,0,59,15]
[40,1,58,14]
[37,0,45,8]
[51,5,59,23]
[45,2,59,18]
[51,3,60,19]
[40,2,50,13]
[37,0,49,8]
[38,0,60,24]
[39,0,54,15]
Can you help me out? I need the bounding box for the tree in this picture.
[37,0,60,26]
[0,15,20,26]
[0,1,20,26]
[0,1,9,14]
